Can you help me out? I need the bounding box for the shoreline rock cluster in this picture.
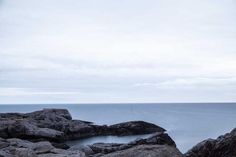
[0,109,165,141]
[0,109,235,157]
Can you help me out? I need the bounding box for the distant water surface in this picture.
[0,103,236,153]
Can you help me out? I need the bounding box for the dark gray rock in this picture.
[0,150,14,157]
[11,148,37,157]
[108,121,165,136]
[25,108,72,121]
[100,145,183,157]
[0,138,9,149]
[0,113,24,119]
[7,120,64,141]
[31,141,54,154]
[69,145,94,156]
[88,132,176,156]
[51,142,70,149]
[0,119,15,138]
[0,109,183,157]
[90,143,123,155]
[185,128,236,157]
[0,138,85,157]
[0,109,165,142]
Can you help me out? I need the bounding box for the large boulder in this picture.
[185,128,236,157]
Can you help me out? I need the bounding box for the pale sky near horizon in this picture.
[0,0,236,104]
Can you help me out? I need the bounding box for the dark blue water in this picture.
[0,103,236,153]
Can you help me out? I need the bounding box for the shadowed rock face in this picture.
[0,109,165,141]
[185,128,236,157]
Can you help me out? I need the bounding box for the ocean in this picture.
[0,103,236,153]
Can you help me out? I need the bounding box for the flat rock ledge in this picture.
[0,108,183,157]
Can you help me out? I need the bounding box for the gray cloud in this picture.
[0,0,236,103]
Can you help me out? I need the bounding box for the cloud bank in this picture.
[0,0,236,103]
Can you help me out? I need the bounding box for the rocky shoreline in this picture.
[0,109,235,157]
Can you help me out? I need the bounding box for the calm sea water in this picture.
[0,103,236,153]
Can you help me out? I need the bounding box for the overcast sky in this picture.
[0,0,236,104]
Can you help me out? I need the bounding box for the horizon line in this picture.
[0,102,236,105]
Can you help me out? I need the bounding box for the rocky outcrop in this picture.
[108,121,165,136]
[83,132,178,156]
[0,137,86,157]
[185,128,236,157]
[0,108,182,157]
[2,108,236,157]
[0,132,183,157]
[101,145,183,157]
[0,109,165,141]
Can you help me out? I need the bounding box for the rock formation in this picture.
[0,109,164,141]
[185,128,236,157]
[0,109,183,157]
[1,108,235,157]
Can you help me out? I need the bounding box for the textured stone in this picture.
[185,128,236,157]
[101,145,183,157]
